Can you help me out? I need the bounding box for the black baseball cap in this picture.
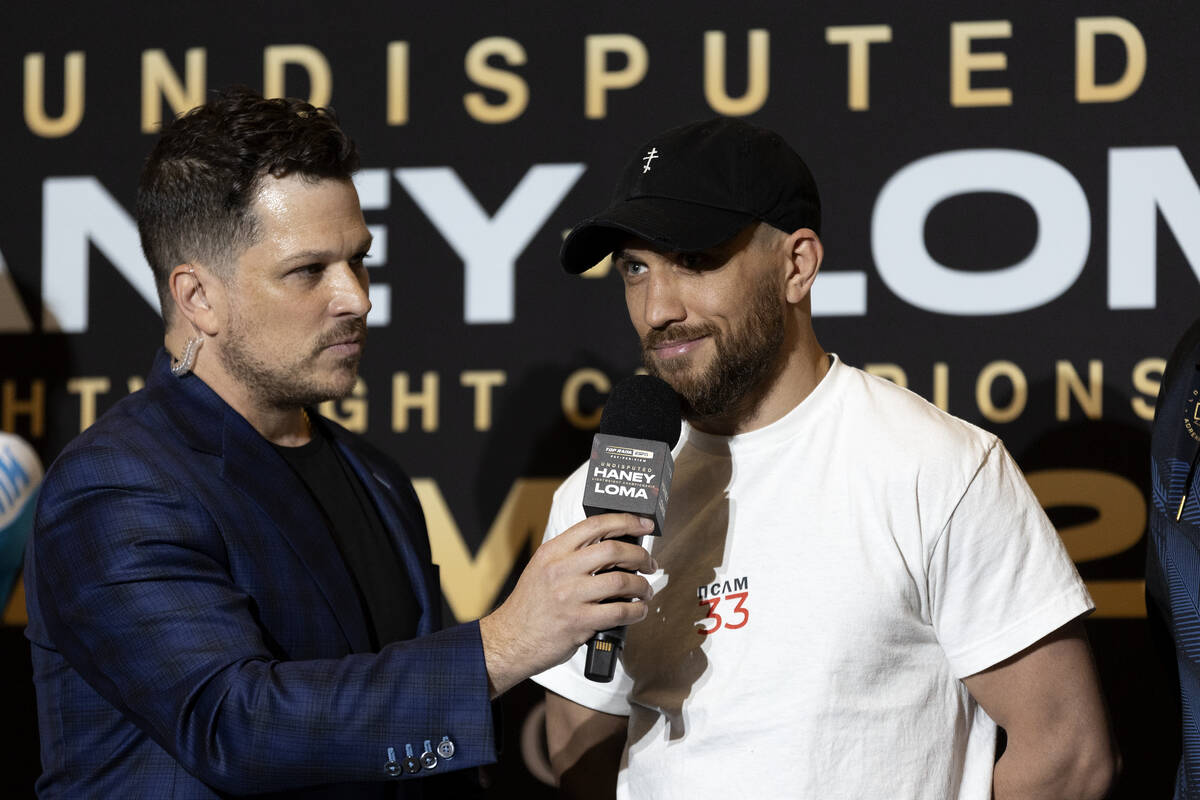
[560,117,821,273]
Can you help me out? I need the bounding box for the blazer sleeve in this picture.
[29,440,496,794]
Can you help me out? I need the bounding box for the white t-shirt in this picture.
[532,356,1091,800]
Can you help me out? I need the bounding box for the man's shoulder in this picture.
[836,361,998,456]
[32,389,209,555]
[46,389,174,480]
[34,412,204,557]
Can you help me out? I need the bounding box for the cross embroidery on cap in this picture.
[642,147,659,173]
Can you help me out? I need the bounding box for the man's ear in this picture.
[783,228,823,305]
[169,264,220,335]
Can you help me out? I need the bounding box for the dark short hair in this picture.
[136,86,360,321]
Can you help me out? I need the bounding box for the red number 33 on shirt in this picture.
[697,591,750,635]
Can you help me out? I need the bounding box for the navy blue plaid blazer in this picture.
[25,350,495,798]
[1148,319,1200,799]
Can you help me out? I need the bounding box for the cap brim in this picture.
[560,197,756,273]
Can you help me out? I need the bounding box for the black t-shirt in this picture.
[274,421,420,650]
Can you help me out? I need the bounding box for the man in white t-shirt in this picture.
[532,118,1117,799]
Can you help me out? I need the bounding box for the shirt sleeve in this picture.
[929,439,1094,678]
[529,465,635,716]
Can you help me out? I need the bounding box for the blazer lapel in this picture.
[145,350,390,651]
[219,417,374,652]
[335,441,441,637]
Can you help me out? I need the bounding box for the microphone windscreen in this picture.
[598,375,682,448]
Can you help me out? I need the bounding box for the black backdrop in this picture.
[2,2,1195,795]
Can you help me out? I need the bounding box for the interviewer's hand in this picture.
[478,513,656,698]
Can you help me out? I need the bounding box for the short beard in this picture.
[642,272,785,421]
[219,316,366,410]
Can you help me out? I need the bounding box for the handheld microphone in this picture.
[582,374,681,682]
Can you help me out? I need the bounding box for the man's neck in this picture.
[688,328,829,438]
[206,372,313,447]
[166,334,313,447]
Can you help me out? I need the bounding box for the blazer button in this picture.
[420,739,438,769]
[403,744,421,774]
[436,736,456,760]
[384,747,402,778]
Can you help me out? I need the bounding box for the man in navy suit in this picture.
[1147,317,1200,798]
[24,86,656,798]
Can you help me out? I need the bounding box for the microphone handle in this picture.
[584,534,643,682]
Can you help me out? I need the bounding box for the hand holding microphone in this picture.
[581,375,681,682]
[475,375,679,696]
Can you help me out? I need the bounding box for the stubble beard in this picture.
[642,272,786,421]
[219,315,367,410]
